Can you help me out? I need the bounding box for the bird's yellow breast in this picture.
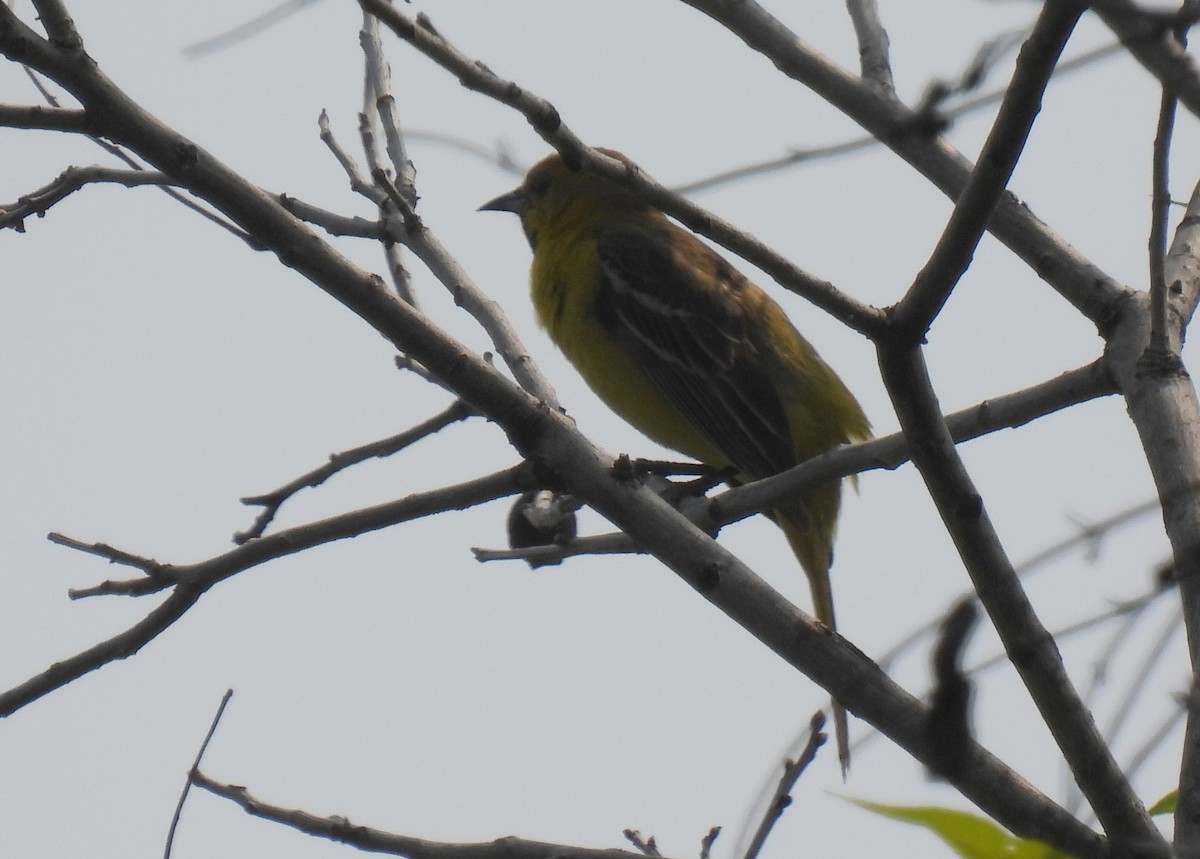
[529,230,729,468]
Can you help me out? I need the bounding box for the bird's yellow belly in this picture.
[562,321,726,466]
[532,247,726,468]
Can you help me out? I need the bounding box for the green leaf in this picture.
[846,798,1072,859]
[1148,791,1176,816]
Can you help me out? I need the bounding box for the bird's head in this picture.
[479,148,647,249]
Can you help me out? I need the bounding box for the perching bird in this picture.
[507,489,579,567]
[481,149,869,771]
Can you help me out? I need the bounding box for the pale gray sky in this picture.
[0,2,1187,856]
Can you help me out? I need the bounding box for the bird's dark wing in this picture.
[593,222,794,479]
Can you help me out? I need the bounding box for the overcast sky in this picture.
[1,2,1192,857]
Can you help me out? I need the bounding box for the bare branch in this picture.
[474,360,1117,567]
[193,769,672,859]
[46,531,165,572]
[674,41,1124,196]
[317,110,559,404]
[0,165,174,230]
[872,16,1111,815]
[679,0,1130,327]
[875,500,1165,679]
[319,109,377,200]
[361,12,415,203]
[164,689,234,859]
[720,359,1115,529]
[622,831,661,857]
[360,10,418,306]
[359,0,884,338]
[1142,6,1191,372]
[0,584,204,717]
[878,341,1161,849]
[473,531,636,566]
[235,399,476,543]
[0,9,1118,852]
[740,712,826,859]
[1,465,529,713]
[182,0,321,58]
[854,577,1176,763]
[1075,607,1188,820]
[891,4,1081,337]
[116,463,531,598]
[277,194,386,238]
[405,130,526,176]
[1100,172,1200,849]
[1095,0,1200,120]
[1148,84,1178,360]
[845,0,893,91]
[0,102,85,130]
[30,0,82,48]
[1124,692,1188,784]
[973,585,1173,679]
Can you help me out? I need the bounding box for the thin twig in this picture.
[718,359,1114,529]
[164,689,234,859]
[877,497,1163,675]
[622,832,661,857]
[1,165,173,230]
[0,102,85,130]
[2,466,530,714]
[47,532,169,576]
[361,10,418,305]
[890,4,1081,337]
[740,712,826,859]
[193,769,680,859]
[182,0,321,57]
[1070,606,1185,820]
[1141,4,1190,372]
[318,109,558,403]
[852,578,1176,764]
[1105,608,1185,751]
[359,0,884,337]
[977,593,1171,678]
[845,0,893,91]
[1123,691,1188,783]
[276,194,388,239]
[405,131,525,175]
[319,109,377,199]
[673,41,1123,195]
[235,399,475,543]
[679,0,1129,326]
[11,53,257,243]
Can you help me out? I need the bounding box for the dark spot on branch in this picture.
[954,492,983,522]
[531,106,562,137]
[611,453,637,483]
[696,561,722,593]
[172,142,200,171]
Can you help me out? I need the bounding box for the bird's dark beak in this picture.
[478,188,527,215]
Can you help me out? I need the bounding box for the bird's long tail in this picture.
[778,481,849,775]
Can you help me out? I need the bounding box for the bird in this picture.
[481,149,870,771]
[507,489,579,567]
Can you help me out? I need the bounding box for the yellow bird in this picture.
[482,149,869,771]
